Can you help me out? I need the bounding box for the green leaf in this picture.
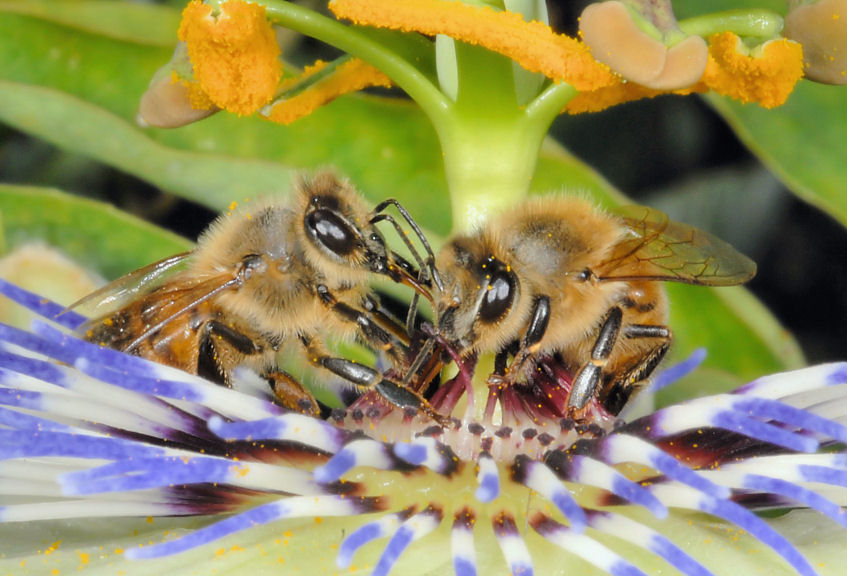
[0,185,190,278]
[707,82,847,228]
[0,0,180,46]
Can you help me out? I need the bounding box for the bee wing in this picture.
[81,271,243,353]
[65,252,193,318]
[594,205,757,286]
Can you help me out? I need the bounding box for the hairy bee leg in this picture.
[265,369,321,416]
[317,357,451,426]
[197,319,262,386]
[567,306,624,411]
[600,325,671,414]
[489,296,551,385]
[315,285,410,362]
[196,320,321,415]
[362,295,412,349]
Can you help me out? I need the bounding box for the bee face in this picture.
[300,176,391,279]
[435,236,525,355]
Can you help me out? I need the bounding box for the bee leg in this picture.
[362,295,413,349]
[197,319,261,386]
[315,355,451,427]
[600,325,671,415]
[264,369,321,416]
[567,306,624,411]
[315,285,410,363]
[489,296,551,385]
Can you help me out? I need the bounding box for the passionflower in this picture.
[1,278,846,575]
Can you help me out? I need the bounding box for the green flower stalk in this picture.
[146,0,809,232]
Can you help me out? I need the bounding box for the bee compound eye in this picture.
[306,209,355,256]
[478,268,515,323]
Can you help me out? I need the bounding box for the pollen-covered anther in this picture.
[177,0,282,116]
[264,58,392,126]
[784,0,847,84]
[579,1,708,90]
[329,0,616,91]
[701,32,804,108]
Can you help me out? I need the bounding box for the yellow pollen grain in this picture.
[267,58,392,125]
[699,32,803,108]
[329,0,616,91]
[178,0,282,116]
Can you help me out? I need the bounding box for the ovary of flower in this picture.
[579,1,708,91]
[178,0,282,116]
[329,0,616,91]
[701,32,805,109]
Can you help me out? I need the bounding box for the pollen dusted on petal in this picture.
[178,0,282,116]
[701,32,804,109]
[265,58,392,126]
[329,0,616,91]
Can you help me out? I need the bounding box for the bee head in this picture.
[435,238,521,355]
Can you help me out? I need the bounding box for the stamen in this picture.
[329,0,616,91]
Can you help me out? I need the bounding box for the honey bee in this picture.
[430,196,756,418]
[74,172,443,421]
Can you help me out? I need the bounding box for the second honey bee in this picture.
[430,196,756,418]
[76,172,441,420]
